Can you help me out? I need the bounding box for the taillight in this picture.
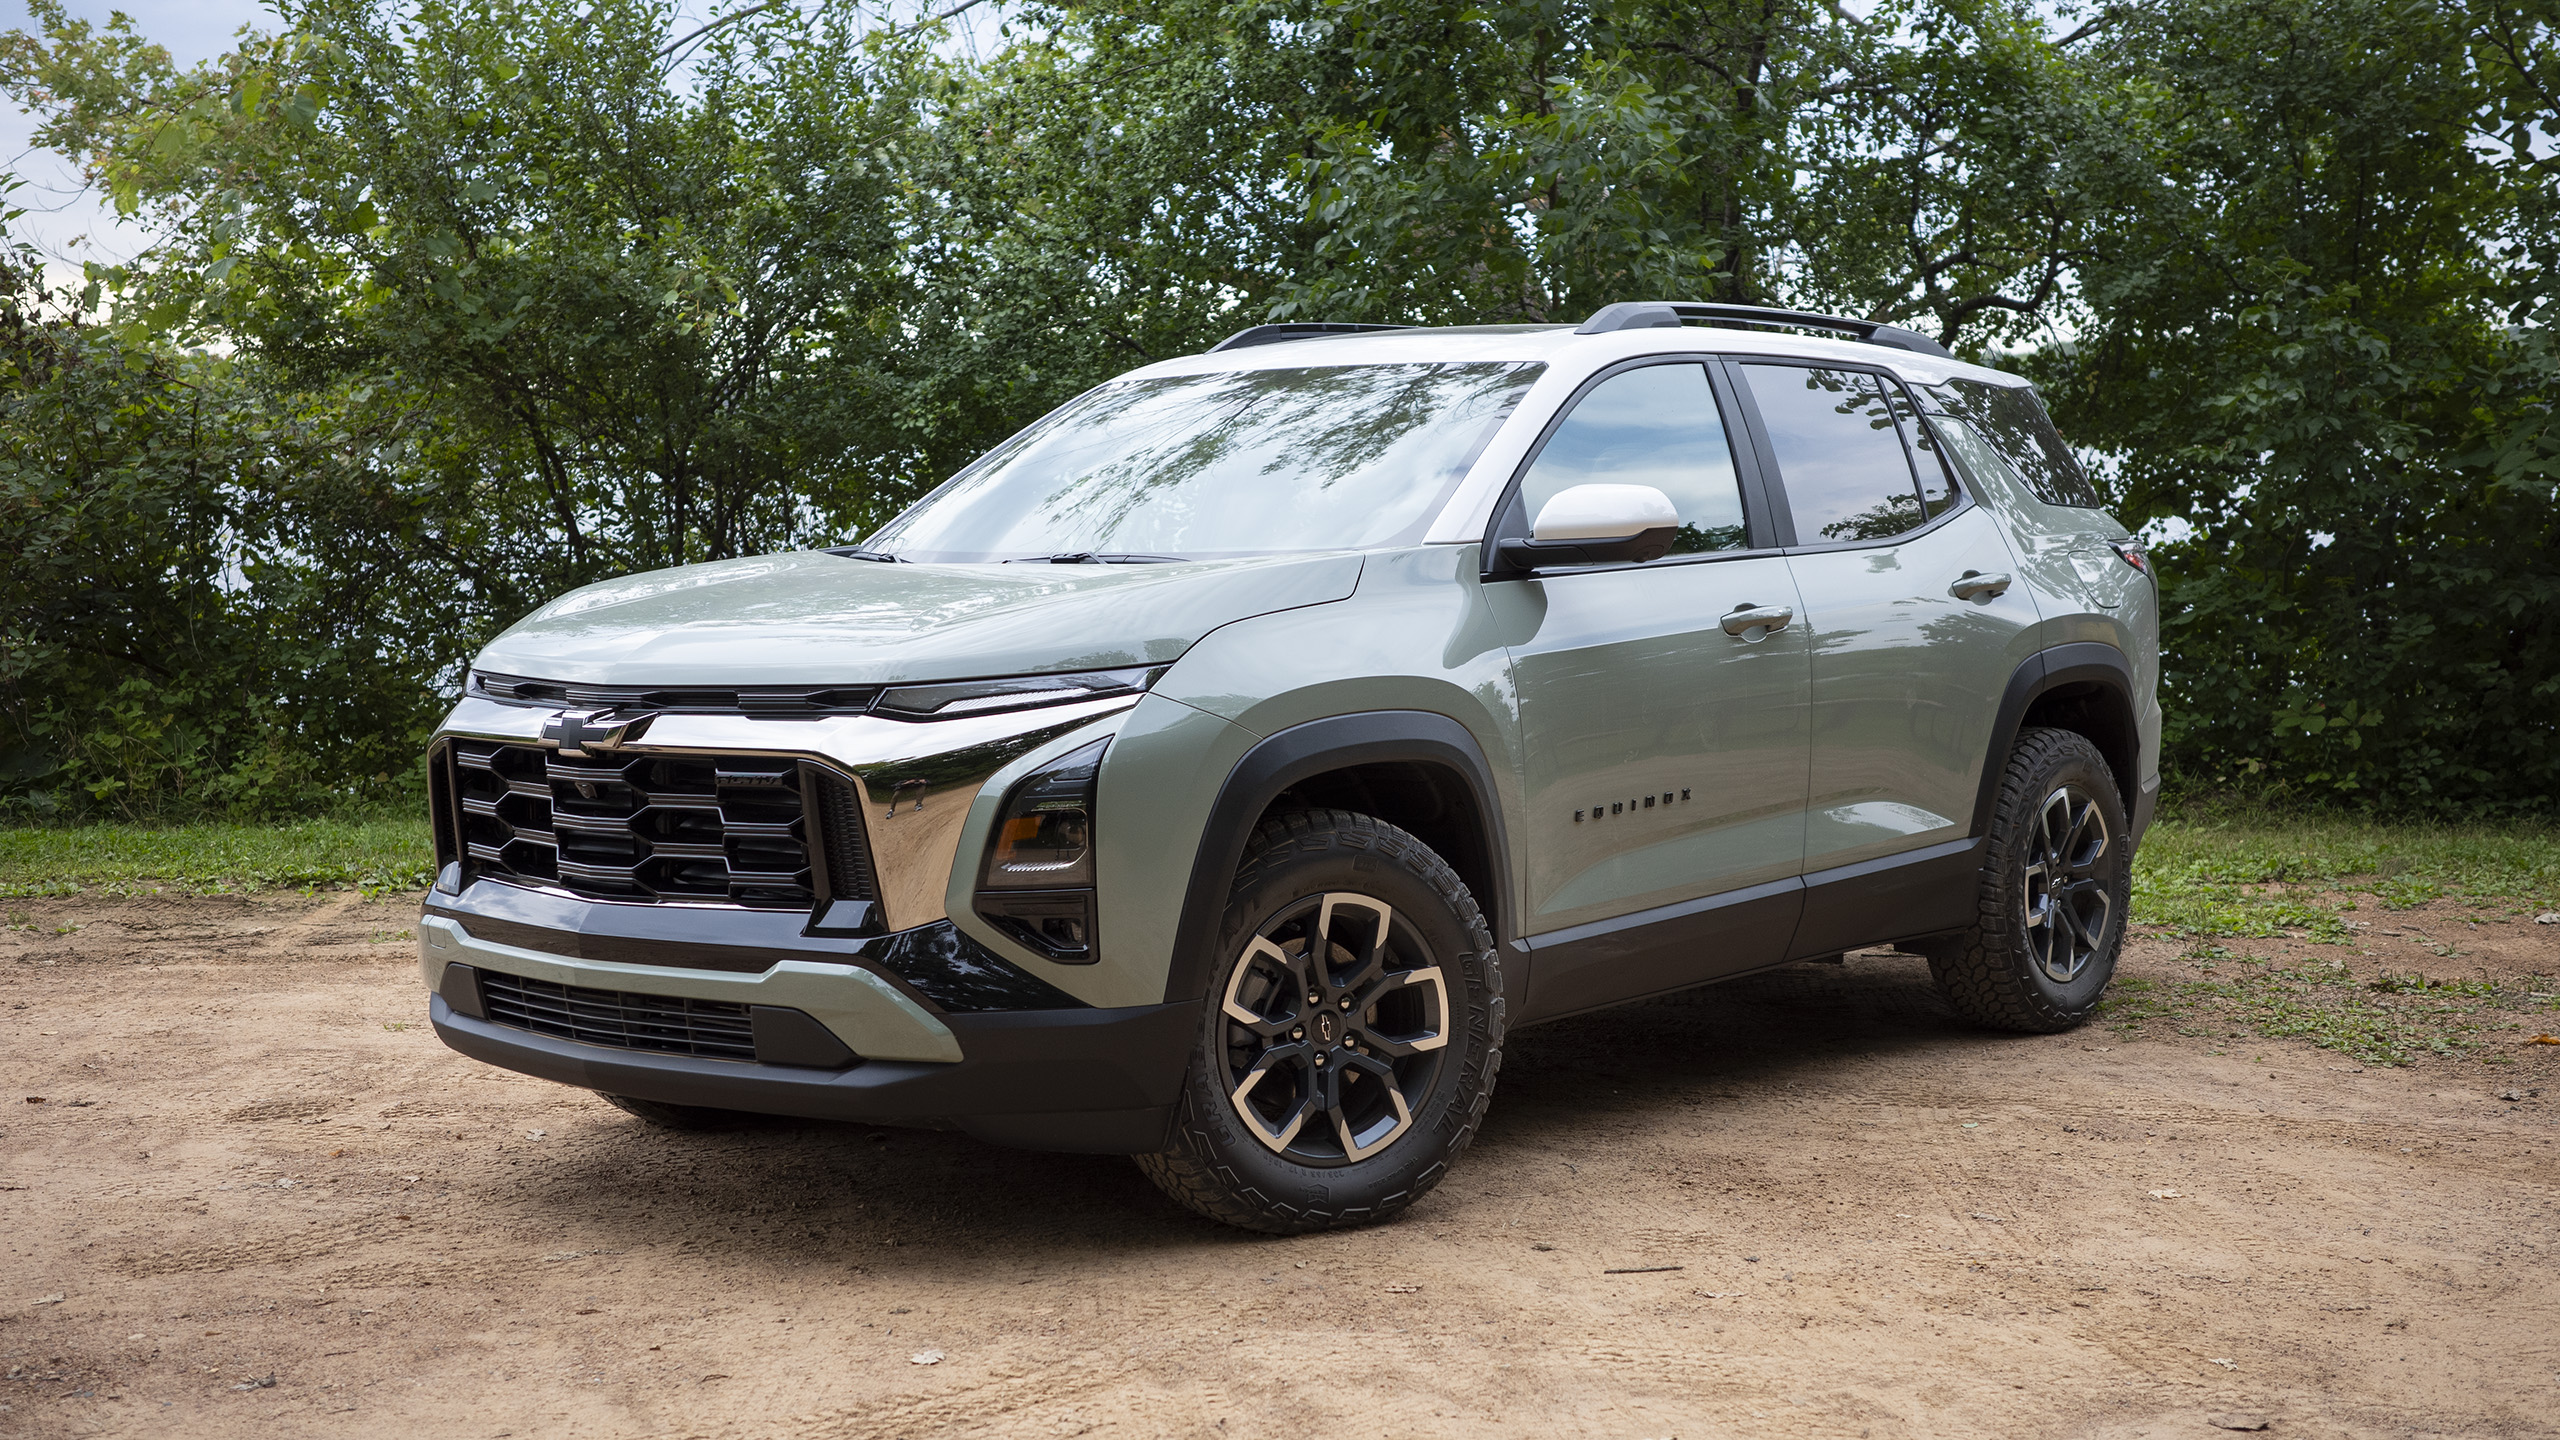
[2109,540,2150,574]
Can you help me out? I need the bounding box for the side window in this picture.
[1514,363,1749,555]
[1741,364,1936,545]
[1924,379,2101,508]
[1885,384,1960,519]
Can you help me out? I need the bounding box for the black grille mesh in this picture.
[811,769,882,908]
[449,741,873,910]
[476,970,757,1061]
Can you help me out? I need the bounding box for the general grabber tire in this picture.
[1925,726,2133,1033]
[598,1094,751,1131]
[1134,809,1506,1234]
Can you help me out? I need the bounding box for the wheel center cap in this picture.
[1313,1010,1340,1045]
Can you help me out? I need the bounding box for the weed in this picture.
[2099,953,2545,1067]
[2132,815,2560,940]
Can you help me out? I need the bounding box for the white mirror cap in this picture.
[1530,483,1680,542]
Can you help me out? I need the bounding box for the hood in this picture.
[473,550,1368,686]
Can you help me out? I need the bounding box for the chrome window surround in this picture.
[432,692,1142,932]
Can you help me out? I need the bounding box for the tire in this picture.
[1134,809,1506,1234]
[1924,726,2133,1033]
[598,1093,751,1131]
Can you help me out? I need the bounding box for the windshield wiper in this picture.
[1003,552,1187,565]
[824,545,904,563]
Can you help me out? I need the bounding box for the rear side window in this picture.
[1740,364,1932,545]
[1924,379,2101,508]
[1514,362,1750,554]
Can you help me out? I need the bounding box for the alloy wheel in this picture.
[2021,784,2113,983]
[1217,892,1451,1165]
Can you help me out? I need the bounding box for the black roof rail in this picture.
[1574,301,1953,359]
[1207,321,1414,353]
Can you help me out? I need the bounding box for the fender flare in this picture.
[1162,711,1512,1006]
[1972,642,2141,837]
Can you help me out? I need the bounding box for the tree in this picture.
[2041,0,2560,811]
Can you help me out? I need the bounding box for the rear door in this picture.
[1492,359,1811,1016]
[1728,361,2041,918]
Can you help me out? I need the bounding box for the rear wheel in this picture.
[1924,726,2132,1032]
[1135,809,1505,1233]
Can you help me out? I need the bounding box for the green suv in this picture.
[419,302,2158,1233]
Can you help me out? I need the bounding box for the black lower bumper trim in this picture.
[430,994,1194,1154]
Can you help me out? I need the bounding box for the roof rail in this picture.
[1207,321,1413,353]
[1574,301,1953,359]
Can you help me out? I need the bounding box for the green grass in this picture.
[2131,812,2560,940]
[0,814,434,896]
[2098,947,2560,1067]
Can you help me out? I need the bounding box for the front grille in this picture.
[476,970,757,1061]
[449,740,871,909]
[471,671,876,717]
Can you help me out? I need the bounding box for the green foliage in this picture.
[1273,0,2123,346]
[0,0,2554,816]
[2037,0,2560,813]
[0,225,458,819]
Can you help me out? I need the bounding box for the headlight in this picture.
[974,738,1107,961]
[877,667,1158,721]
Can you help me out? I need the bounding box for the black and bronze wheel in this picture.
[1136,809,1505,1233]
[1924,726,2133,1032]
[1217,890,1453,1163]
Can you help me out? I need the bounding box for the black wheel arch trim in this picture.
[1974,642,2141,840]
[1164,710,1514,1007]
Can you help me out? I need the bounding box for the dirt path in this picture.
[4,892,2556,1439]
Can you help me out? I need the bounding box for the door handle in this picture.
[1950,570,2013,600]
[1721,604,1793,640]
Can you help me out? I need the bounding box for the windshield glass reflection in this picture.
[868,363,1544,561]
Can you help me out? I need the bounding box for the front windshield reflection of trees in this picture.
[869,363,1544,560]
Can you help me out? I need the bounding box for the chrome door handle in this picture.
[1721,604,1793,639]
[1950,571,2013,600]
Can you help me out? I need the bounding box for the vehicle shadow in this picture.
[487,953,2004,1267]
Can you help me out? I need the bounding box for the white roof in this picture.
[1122,320,2030,392]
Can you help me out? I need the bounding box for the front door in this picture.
[1493,359,1813,1018]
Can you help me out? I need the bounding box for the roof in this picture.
[1130,308,2029,391]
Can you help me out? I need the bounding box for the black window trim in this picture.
[1718,355,1977,555]
[1477,353,1790,581]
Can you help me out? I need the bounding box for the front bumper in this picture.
[428,991,1193,1154]
[418,892,1196,1153]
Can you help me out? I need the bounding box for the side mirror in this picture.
[1494,484,1680,572]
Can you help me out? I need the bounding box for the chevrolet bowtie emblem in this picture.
[542,709,656,758]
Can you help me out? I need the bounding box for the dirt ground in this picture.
[4,892,2556,1440]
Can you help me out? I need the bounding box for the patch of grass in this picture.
[0,814,433,896]
[2098,952,2559,1066]
[2133,813,2560,939]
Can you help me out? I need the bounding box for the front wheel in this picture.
[1924,726,2133,1032]
[1134,809,1506,1234]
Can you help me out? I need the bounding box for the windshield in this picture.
[865,362,1544,561]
